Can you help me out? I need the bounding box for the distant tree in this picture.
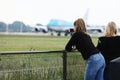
[0,21,33,32]
[8,21,33,32]
[8,21,25,32]
[0,22,7,32]
[23,25,33,32]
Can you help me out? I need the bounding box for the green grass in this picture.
[0,35,98,51]
[0,35,69,51]
[0,35,98,80]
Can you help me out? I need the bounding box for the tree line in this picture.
[0,21,33,32]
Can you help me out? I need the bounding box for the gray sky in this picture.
[0,0,120,26]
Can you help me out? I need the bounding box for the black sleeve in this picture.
[65,33,77,51]
[96,38,102,51]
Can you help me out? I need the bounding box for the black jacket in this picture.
[65,32,99,60]
[97,36,120,64]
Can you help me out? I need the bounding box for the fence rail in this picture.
[0,50,86,80]
[0,50,67,80]
[0,50,64,54]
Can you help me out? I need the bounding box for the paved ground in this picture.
[0,32,104,37]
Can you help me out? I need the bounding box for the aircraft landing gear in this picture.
[57,32,61,36]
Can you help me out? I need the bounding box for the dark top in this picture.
[65,32,99,60]
[97,36,120,64]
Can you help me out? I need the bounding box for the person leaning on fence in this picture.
[65,18,105,80]
[96,21,120,80]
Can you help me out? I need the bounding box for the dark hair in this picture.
[74,18,87,33]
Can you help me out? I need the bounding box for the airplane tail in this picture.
[83,8,89,25]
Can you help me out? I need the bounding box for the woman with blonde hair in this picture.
[105,21,118,37]
[65,18,105,80]
[97,21,120,80]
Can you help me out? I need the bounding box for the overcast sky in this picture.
[0,0,120,26]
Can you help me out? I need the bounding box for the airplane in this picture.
[47,19,73,36]
[34,23,48,33]
[86,25,105,34]
[47,19,104,36]
[47,9,105,36]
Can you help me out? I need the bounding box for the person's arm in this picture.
[96,38,102,51]
[65,34,77,51]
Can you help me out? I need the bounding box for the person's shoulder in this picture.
[72,32,78,36]
[98,36,106,40]
[73,32,83,35]
[116,35,120,38]
[72,32,79,37]
[99,35,120,40]
[115,35,120,39]
[98,36,111,43]
[72,32,86,38]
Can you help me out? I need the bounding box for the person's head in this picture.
[74,18,87,33]
[105,21,118,37]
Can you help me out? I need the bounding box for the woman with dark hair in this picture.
[65,18,105,80]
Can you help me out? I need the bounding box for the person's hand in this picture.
[72,45,77,51]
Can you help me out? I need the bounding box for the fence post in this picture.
[63,50,67,80]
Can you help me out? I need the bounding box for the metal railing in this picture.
[0,50,86,80]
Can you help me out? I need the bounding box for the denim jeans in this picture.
[84,53,105,80]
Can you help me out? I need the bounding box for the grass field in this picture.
[0,35,98,51]
[0,35,98,80]
[0,35,69,51]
